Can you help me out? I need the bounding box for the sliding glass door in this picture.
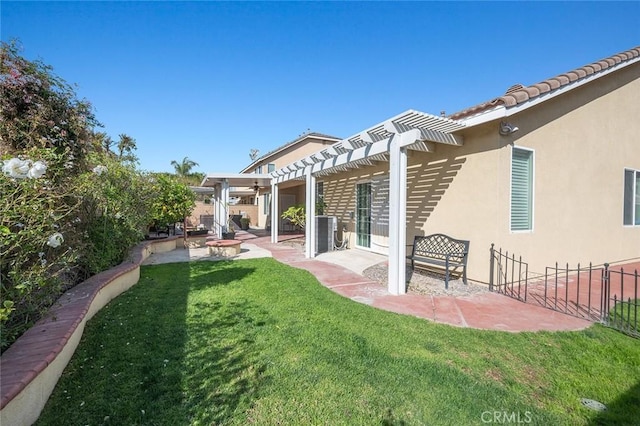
[356,183,371,248]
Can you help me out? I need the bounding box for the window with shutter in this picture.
[623,168,640,226]
[510,147,534,232]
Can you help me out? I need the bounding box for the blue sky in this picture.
[2,1,638,175]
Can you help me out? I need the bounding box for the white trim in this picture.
[462,55,640,128]
[509,145,535,233]
[623,167,640,227]
[200,173,272,188]
[239,134,341,174]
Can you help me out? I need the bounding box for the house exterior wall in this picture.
[318,62,639,282]
[495,63,640,272]
[255,183,307,230]
[250,138,336,172]
[271,139,335,169]
[247,137,337,227]
[187,201,258,230]
[229,204,258,226]
[410,63,640,281]
[321,164,392,254]
[257,191,270,229]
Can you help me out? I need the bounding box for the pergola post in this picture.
[214,186,224,238]
[221,179,230,232]
[305,169,316,258]
[271,182,279,243]
[388,134,408,295]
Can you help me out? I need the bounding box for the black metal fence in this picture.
[489,245,639,337]
[489,244,528,302]
[602,265,639,337]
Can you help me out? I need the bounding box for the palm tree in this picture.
[171,156,199,177]
[117,134,138,163]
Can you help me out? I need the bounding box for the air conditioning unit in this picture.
[315,215,337,254]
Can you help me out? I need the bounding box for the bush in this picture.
[74,156,157,274]
[281,204,306,229]
[0,42,196,352]
[0,149,84,349]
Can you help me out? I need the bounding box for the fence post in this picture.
[489,244,495,291]
[602,263,610,322]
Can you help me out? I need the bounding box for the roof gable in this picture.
[239,132,341,173]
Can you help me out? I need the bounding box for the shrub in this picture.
[0,42,190,352]
[281,204,306,229]
[74,156,157,274]
[149,174,196,228]
[0,149,84,349]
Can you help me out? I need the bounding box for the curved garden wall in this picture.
[0,237,180,426]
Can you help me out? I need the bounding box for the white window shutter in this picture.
[511,148,533,231]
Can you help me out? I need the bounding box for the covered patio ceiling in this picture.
[199,173,272,189]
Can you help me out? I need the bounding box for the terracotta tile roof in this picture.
[449,46,640,120]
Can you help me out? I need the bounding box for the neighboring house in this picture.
[205,46,640,294]
[237,132,341,229]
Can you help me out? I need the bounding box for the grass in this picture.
[37,258,640,425]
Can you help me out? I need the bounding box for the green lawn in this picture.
[37,259,640,425]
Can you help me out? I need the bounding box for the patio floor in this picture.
[147,229,597,333]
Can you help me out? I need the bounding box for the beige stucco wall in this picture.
[252,137,336,171]
[249,136,337,227]
[190,201,258,230]
[322,164,392,253]
[229,204,258,226]
[187,201,216,228]
[491,63,640,274]
[421,64,639,280]
[318,63,640,282]
[257,191,269,229]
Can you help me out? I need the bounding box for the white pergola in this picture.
[199,173,272,238]
[269,110,466,295]
[200,110,466,294]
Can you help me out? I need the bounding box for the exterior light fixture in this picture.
[499,121,519,136]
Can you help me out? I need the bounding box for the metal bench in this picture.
[407,233,470,289]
